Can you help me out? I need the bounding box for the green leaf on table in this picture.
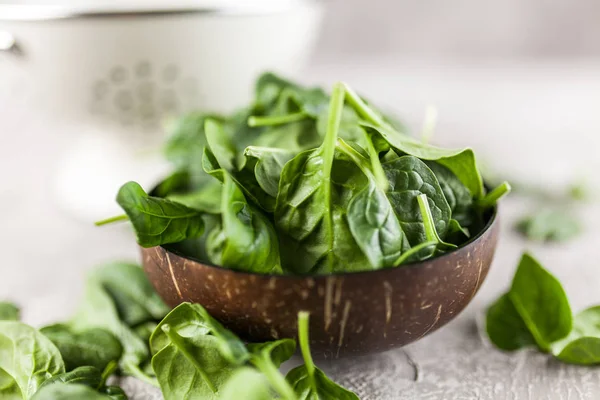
[40,325,122,372]
[553,306,600,365]
[219,368,273,400]
[516,208,582,243]
[486,293,536,351]
[116,181,205,248]
[286,312,359,400]
[509,253,572,351]
[248,339,297,400]
[0,321,65,399]
[0,302,19,321]
[486,253,572,353]
[150,303,248,400]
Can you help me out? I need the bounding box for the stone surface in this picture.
[2,60,599,399]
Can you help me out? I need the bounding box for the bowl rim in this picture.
[157,204,499,280]
[0,0,321,22]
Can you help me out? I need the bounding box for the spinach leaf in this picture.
[0,321,65,399]
[337,139,408,269]
[286,312,359,400]
[31,383,120,400]
[205,173,281,274]
[89,262,170,327]
[445,219,471,246]
[70,278,154,386]
[486,253,572,353]
[166,182,222,214]
[203,141,276,213]
[40,325,122,372]
[116,181,205,248]
[248,339,296,400]
[509,253,572,351]
[38,366,105,390]
[220,368,273,400]
[516,208,582,243]
[486,293,536,351]
[275,83,370,274]
[150,303,248,399]
[0,302,19,321]
[164,112,223,188]
[553,306,600,365]
[426,161,473,226]
[244,146,296,198]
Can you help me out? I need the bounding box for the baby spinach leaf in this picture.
[166,182,222,214]
[426,161,473,226]
[70,279,154,386]
[150,303,248,400]
[31,383,120,400]
[338,139,407,269]
[553,306,600,365]
[275,84,370,274]
[203,145,276,212]
[219,368,273,400]
[445,219,471,246]
[0,302,19,321]
[516,208,582,243]
[0,321,65,399]
[286,312,359,400]
[486,293,536,351]
[116,181,205,248]
[164,112,223,188]
[248,339,296,400]
[244,146,296,198]
[205,173,281,274]
[89,262,170,327]
[40,325,122,372]
[38,366,104,390]
[509,253,572,351]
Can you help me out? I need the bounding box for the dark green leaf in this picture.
[205,173,281,274]
[508,253,572,352]
[0,302,19,321]
[166,182,222,214]
[116,181,205,247]
[486,293,536,351]
[426,161,473,226]
[40,325,122,372]
[0,321,65,399]
[244,146,296,198]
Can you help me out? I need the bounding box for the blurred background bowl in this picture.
[0,0,324,220]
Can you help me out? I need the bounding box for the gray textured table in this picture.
[2,60,600,399]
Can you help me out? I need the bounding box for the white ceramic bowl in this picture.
[0,0,324,220]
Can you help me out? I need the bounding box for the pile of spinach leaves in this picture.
[486,253,600,365]
[99,73,509,274]
[0,263,358,399]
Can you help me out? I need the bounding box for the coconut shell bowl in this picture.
[142,207,499,359]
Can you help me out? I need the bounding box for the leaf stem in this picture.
[247,112,307,127]
[161,324,218,393]
[416,194,456,250]
[477,181,511,209]
[100,360,118,389]
[362,131,389,192]
[342,83,390,129]
[336,139,372,176]
[393,241,437,266]
[297,311,316,381]
[252,358,297,400]
[95,214,129,226]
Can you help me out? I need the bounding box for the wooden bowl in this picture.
[142,208,499,359]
